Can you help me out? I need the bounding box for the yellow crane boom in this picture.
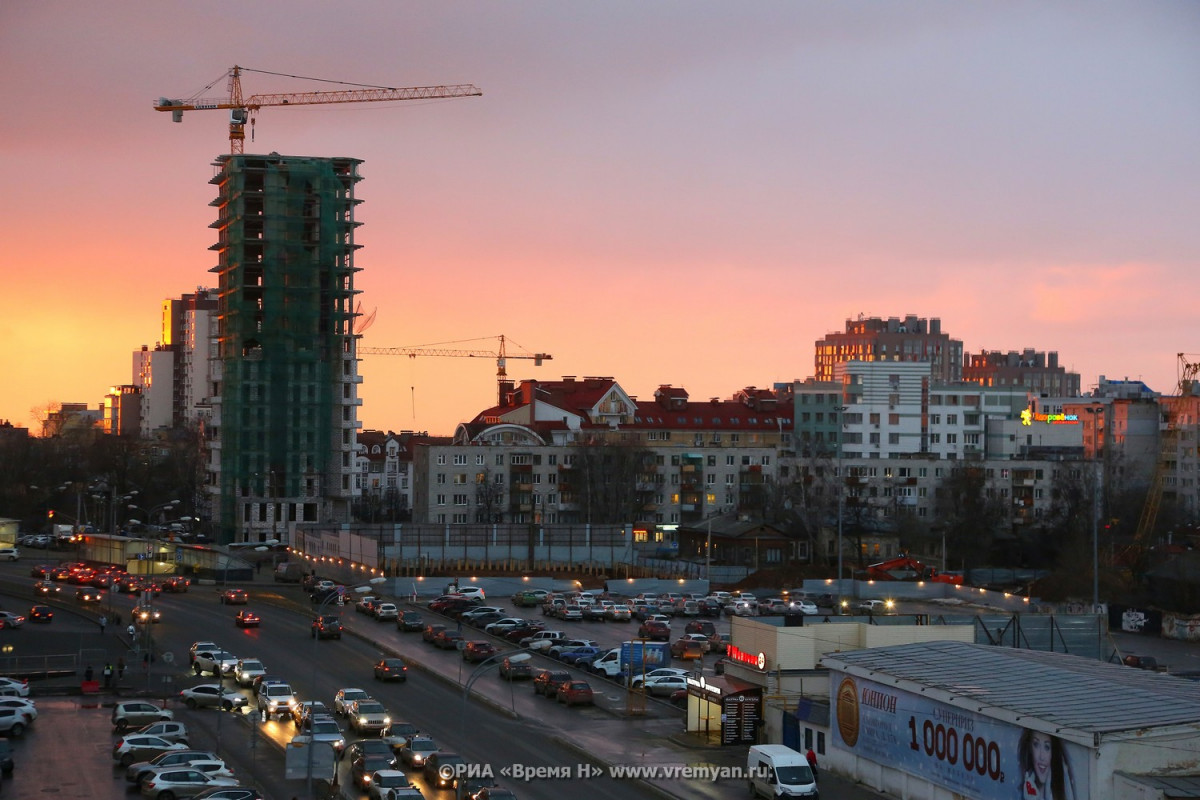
[359,335,552,403]
[155,66,481,153]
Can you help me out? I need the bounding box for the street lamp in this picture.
[834,405,848,613]
[1084,406,1103,613]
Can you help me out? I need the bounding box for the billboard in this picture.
[832,673,1090,800]
[620,641,669,674]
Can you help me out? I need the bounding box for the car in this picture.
[291,700,330,728]
[382,721,421,753]
[373,603,399,621]
[189,642,220,665]
[0,698,37,722]
[637,621,671,641]
[132,720,189,743]
[32,580,59,596]
[433,629,464,649]
[641,674,689,697]
[349,698,391,734]
[0,708,30,736]
[28,605,53,623]
[629,667,689,688]
[138,766,239,798]
[356,596,381,615]
[532,669,571,697]
[758,598,790,616]
[422,624,447,643]
[348,738,396,767]
[113,734,191,767]
[557,605,584,622]
[397,611,425,632]
[291,716,347,759]
[257,682,297,719]
[113,701,174,732]
[179,684,248,711]
[0,678,27,699]
[398,735,438,768]
[75,588,104,603]
[484,617,526,634]
[134,605,162,625]
[856,599,894,614]
[460,606,505,623]
[789,600,819,615]
[724,601,757,617]
[455,775,499,800]
[462,641,498,663]
[511,589,548,607]
[424,752,468,789]
[234,659,267,687]
[219,589,248,605]
[464,611,506,629]
[373,658,408,682]
[352,754,396,790]
[368,769,418,800]
[605,604,633,622]
[559,646,602,666]
[498,656,535,681]
[556,680,595,707]
[234,610,261,628]
[474,790,518,800]
[192,649,238,677]
[453,586,486,603]
[161,576,191,593]
[311,615,343,639]
[333,687,371,717]
[125,750,222,786]
[192,789,263,800]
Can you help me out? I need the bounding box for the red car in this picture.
[462,641,497,663]
[637,621,671,642]
[235,610,261,628]
[433,630,464,650]
[161,576,190,593]
[556,680,594,707]
[220,589,248,605]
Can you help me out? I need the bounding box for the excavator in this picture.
[861,553,964,585]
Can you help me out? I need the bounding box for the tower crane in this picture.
[155,66,482,153]
[1124,352,1200,572]
[358,335,552,404]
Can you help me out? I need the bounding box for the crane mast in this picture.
[156,65,482,153]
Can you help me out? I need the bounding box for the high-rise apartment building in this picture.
[204,153,364,543]
[814,315,963,383]
[963,348,1081,397]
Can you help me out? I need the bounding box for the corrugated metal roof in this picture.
[1119,773,1200,798]
[823,641,1200,734]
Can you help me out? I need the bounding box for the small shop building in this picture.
[823,640,1200,800]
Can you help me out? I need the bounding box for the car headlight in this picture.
[413,755,424,765]
[383,716,391,725]
[358,716,367,725]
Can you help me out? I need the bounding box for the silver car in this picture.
[126,750,220,785]
[139,766,238,799]
[179,684,249,711]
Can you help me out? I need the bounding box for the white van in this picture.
[0,547,18,562]
[747,744,818,798]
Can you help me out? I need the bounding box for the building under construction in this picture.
[204,153,363,543]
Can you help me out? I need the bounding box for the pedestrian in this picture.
[127,623,136,639]
[98,614,107,634]
[84,664,94,683]
[806,747,818,777]
[117,657,126,680]
[102,663,113,689]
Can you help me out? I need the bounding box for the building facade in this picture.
[203,153,365,543]
[814,315,964,384]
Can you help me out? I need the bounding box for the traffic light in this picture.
[47,510,54,520]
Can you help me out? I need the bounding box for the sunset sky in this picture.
[3,2,1198,437]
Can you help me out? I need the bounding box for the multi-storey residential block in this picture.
[203,153,364,543]
[814,315,963,383]
[963,348,1081,397]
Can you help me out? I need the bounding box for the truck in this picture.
[274,562,305,583]
[619,640,670,681]
[861,554,964,585]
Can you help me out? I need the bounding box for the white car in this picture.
[0,677,29,697]
[629,668,689,688]
[640,674,689,697]
[179,684,249,711]
[257,682,298,719]
[460,606,504,623]
[0,698,36,721]
[189,642,220,665]
[455,586,486,602]
[333,688,370,716]
[483,618,526,634]
[138,766,238,798]
[235,658,267,687]
[373,603,399,621]
[789,600,819,616]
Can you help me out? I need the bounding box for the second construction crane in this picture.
[359,335,552,406]
[155,65,481,153]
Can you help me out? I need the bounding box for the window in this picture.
[435,494,446,506]
[761,456,771,466]
[726,455,735,466]
[725,474,735,485]
[436,473,446,485]
[929,414,941,425]
[947,414,958,425]
[930,434,941,444]
[889,413,899,425]
[453,494,469,505]
[453,474,467,484]
[548,454,557,465]
[476,454,485,465]
[453,454,467,465]
[707,455,717,467]
[436,454,446,465]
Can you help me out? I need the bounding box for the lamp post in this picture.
[834,405,847,613]
[1085,407,1103,613]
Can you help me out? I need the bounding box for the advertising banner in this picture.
[832,673,1090,799]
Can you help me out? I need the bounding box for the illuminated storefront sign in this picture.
[1021,408,1079,426]
[832,674,1090,800]
[726,645,767,671]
